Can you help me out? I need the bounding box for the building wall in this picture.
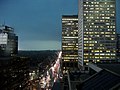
[62,15,78,73]
[117,34,120,61]
[78,0,116,68]
[78,0,84,68]
[0,25,18,57]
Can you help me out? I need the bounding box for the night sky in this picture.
[0,0,120,50]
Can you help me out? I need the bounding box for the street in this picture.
[28,51,62,90]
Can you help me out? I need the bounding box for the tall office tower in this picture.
[78,0,116,69]
[0,25,18,57]
[117,34,120,62]
[62,15,78,73]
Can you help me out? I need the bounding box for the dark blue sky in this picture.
[0,0,119,50]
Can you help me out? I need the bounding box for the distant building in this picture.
[61,15,78,73]
[78,0,116,69]
[0,25,18,57]
[117,34,120,62]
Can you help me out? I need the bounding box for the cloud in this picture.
[19,40,61,50]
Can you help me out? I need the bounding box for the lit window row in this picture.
[64,55,78,57]
[62,19,78,21]
[63,57,78,59]
[84,41,97,43]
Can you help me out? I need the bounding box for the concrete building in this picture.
[0,25,18,57]
[78,0,116,69]
[62,15,78,73]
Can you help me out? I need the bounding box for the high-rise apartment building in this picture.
[78,0,116,69]
[0,25,18,57]
[62,15,78,73]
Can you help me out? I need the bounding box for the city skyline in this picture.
[0,0,120,50]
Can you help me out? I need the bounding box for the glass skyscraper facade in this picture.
[0,25,18,56]
[78,0,116,68]
[62,15,78,73]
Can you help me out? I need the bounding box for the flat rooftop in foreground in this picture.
[97,63,120,75]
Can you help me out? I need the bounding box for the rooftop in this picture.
[77,69,120,90]
[97,63,120,75]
